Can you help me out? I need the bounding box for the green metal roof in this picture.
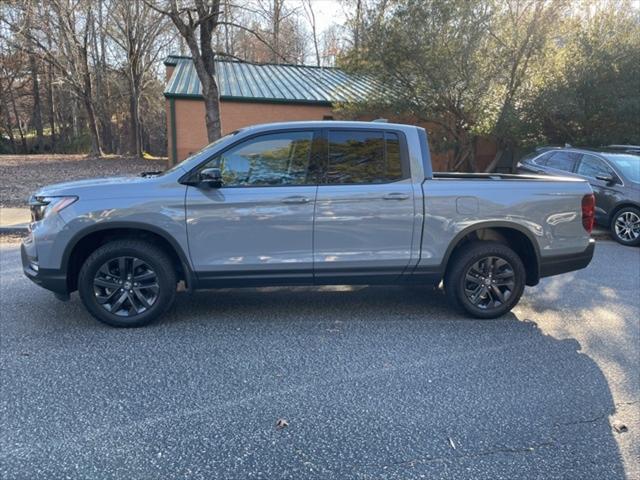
[163,55,377,105]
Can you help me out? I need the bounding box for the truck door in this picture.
[313,129,416,283]
[186,130,321,284]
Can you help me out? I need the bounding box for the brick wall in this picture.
[168,98,332,163]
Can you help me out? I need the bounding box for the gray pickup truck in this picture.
[22,121,595,327]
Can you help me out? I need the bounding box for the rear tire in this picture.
[78,240,176,327]
[610,207,640,246]
[444,241,526,319]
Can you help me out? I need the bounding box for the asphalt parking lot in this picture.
[1,239,638,479]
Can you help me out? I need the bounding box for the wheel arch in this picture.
[441,222,541,286]
[63,222,194,293]
[608,202,640,225]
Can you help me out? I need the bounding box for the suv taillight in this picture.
[582,194,595,233]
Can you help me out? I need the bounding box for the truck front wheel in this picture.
[444,241,526,319]
[78,240,177,327]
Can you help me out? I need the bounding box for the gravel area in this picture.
[0,155,168,208]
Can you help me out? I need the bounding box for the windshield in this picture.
[162,131,240,175]
[602,153,640,183]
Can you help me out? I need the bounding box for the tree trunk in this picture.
[29,54,44,153]
[1,91,17,153]
[202,80,222,142]
[484,148,504,173]
[80,73,102,157]
[46,62,56,150]
[10,91,28,153]
[128,77,143,157]
[79,43,102,157]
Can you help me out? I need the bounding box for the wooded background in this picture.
[0,0,638,172]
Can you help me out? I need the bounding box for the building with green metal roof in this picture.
[164,55,377,163]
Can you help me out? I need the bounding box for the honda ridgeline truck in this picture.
[22,121,596,327]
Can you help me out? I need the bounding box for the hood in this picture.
[33,175,167,200]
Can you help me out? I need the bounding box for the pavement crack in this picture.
[555,414,609,427]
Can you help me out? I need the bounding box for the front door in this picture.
[186,130,320,285]
[313,129,416,283]
[575,153,621,224]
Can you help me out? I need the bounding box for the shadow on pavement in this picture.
[1,263,628,477]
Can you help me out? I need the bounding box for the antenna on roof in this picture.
[372,118,388,123]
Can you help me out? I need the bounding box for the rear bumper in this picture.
[539,239,595,279]
[21,242,69,295]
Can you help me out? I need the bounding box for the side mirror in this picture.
[595,174,615,184]
[199,167,223,188]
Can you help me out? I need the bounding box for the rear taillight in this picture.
[581,194,595,233]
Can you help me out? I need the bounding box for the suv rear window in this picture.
[326,130,406,184]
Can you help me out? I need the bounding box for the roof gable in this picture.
[163,56,376,105]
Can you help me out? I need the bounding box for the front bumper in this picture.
[539,239,596,278]
[21,242,69,295]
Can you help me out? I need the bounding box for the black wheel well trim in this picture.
[439,221,542,285]
[62,222,195,289]
[608,202,640,224]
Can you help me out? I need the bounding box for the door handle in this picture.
[282,195,311,204]
[382,192,410,200]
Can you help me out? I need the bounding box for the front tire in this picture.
[78,240,177,327]
[611,207,640,246]
[444,241,526,319]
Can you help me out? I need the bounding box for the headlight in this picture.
[29,196,78,222]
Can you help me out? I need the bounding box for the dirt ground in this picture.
[0,154,168,208]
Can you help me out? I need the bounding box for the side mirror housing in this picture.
[199,167,223,188]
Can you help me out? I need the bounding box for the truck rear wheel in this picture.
[78,240,177,327]
[444,241,525,319]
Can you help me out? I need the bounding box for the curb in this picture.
[0,226,28,235]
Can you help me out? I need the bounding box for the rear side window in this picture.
[532,151,553,165]
[546,152,580,172]
[577,154,612,178]
[326,130,406,184]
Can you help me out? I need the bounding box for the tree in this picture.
[301,0,320,66]
[147,0,298,150]
[5,0,105,156]
[523,1,640,150]
[108,0,173,157]
[146,0,225,144]
[339,0,565,171]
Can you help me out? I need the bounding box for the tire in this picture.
[610,207,640,247]
[78,240,177,327]
[444,241,526,319]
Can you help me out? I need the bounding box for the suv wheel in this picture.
[611,207,640,246]
[444,241,526,319]
[78,240,176,327]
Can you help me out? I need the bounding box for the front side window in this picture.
[546,151,580,172]
[603,153,640,183]
[204,131,314,187]
[326,130,405,184]
[577,154,612,178]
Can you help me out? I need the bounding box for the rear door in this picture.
[313,128,415,283]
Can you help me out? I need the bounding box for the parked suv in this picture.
[23,122,595,327]
[518,147,640,246]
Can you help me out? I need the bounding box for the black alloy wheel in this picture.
[78,240,176,327]
[93,256,159,317]
[444,241,526,319]
[462,256,516,310]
